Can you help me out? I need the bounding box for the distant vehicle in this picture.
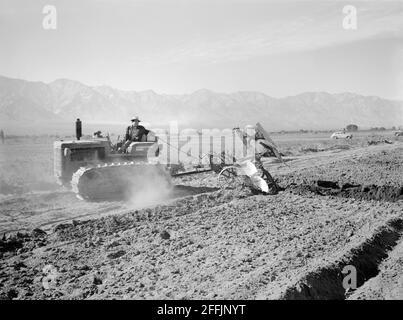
[330,131,353,139]
[394,131,403,137]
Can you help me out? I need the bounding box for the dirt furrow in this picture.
[275,217,403,300]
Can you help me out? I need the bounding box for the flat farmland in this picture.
[0,130,402,300]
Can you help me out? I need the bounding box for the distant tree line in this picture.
[370,127,387,131]
[345,125,401,132]
[368,126,401,131]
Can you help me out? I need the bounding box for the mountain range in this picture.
[0,74,402,134]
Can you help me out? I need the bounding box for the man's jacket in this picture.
[125,125,148,142]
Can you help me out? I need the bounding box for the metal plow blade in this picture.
[238,160,269,193]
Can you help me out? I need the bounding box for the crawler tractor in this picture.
[54,120,171,200]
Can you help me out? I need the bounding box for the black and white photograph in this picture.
[0,0,402,306]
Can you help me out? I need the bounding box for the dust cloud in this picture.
[124,166,173,209]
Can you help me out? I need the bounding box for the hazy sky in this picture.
[0,0,402,99]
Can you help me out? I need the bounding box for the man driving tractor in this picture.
[118,116,149,153]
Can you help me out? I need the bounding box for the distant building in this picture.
[346,124,358,132]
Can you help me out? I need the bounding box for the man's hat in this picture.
[131,116,141,122]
